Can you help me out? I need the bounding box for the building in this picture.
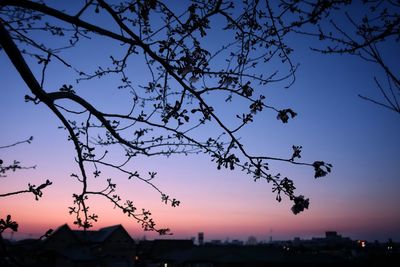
[40,224,136,267]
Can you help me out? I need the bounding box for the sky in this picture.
[1,1,399,243]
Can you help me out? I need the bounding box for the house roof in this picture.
[97,225,124,242]
[48,224,133,244]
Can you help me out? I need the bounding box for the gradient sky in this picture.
[1,1,399,243]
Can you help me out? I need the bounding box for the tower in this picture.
[198,232,204,246]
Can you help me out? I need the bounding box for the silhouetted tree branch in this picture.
[0,180,52,199]
[0,214,24,267]
[0,137,36,177]
[0,0,347,233]
[0,137,52,201]
[294,0,400,114]
[0,136,33,149]
[0,137,52,266]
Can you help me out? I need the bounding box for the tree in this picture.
[0,0,339,234]
[0,137,52,219]
[0,137,52,266]
[294,0,400,114]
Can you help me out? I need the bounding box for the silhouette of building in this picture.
[3,229,399,267]
[41,224,135,267]
[198,232,204,246]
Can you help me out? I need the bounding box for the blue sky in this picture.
[1,0,399,242]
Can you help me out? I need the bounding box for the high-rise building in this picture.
[198,232,204,246]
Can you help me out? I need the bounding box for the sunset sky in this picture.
[1,1,399,243]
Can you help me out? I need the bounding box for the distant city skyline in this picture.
[2,224,397,243]
[6,223,397,267]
